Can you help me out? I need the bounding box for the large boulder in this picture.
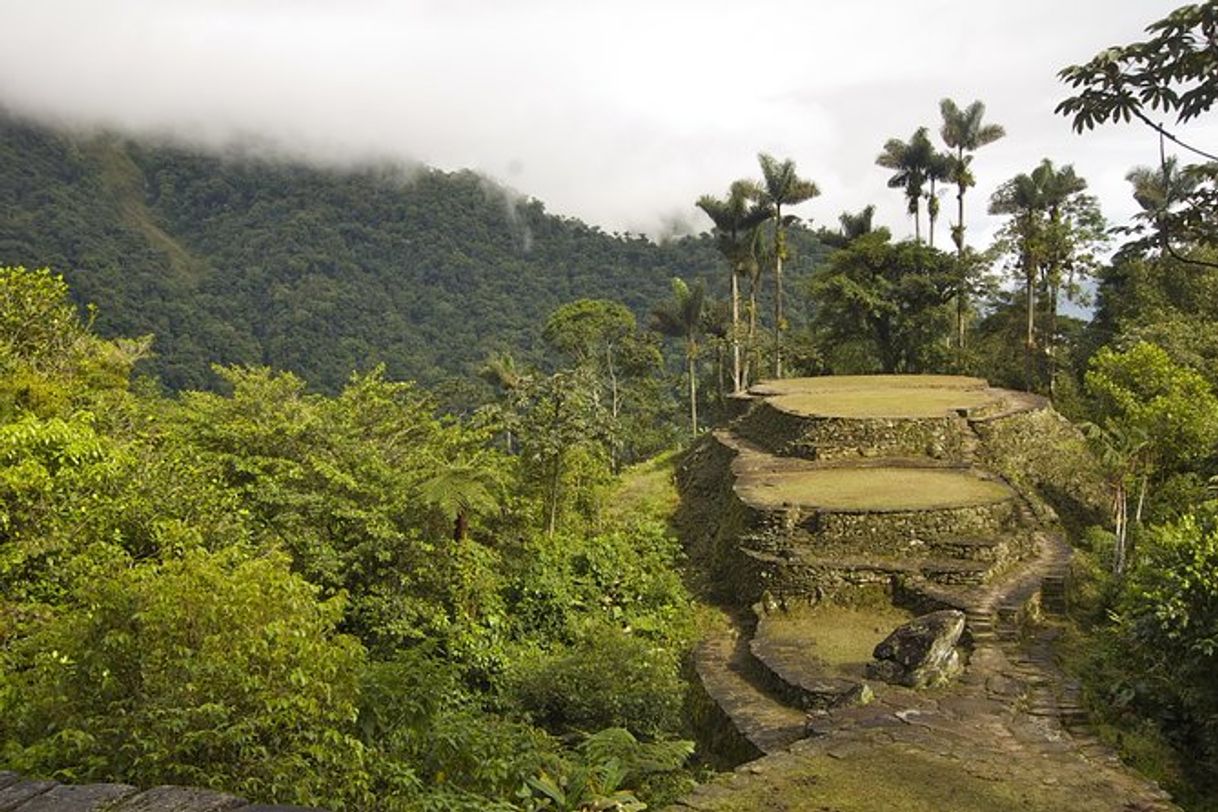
[866,610,965,688]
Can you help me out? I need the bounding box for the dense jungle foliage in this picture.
[3,3,1218,807]
[0,266,703,810]
[0,110,826,402]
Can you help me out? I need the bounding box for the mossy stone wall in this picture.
[734,401,971,462]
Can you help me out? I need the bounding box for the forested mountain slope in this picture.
[0,111,764,393]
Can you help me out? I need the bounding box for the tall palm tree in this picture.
[989,170,1047,363]
[990,159,1093,392]
[697,180,772,392]
[1034,161,1089,392]
[925,149,953,249]
[758,153,820,378]
[876,128,934,243]
[1036,161,1087,310]
[940,99,1005,346]
[651,278,705,436]
[1126,156,1200,256]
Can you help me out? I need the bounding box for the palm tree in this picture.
[1081,421,1148,576]
[925,149,953,249]
[989,169,1047,379]
[839,205,876,243]
[940,99,1005,346]
[1036,161,1088,358]
[479,352,527,452]
[1127,156,1200,256]
[651,278,706,436]
[990,159,1096,392]
[876,128,934,243]
[758,153,820,378]
[697,180,772,392]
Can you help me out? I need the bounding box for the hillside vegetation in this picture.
[0,110,824,397]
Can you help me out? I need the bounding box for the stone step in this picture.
[692,625,809,760]
[920,558,1000,586]
[925,534,1013,562]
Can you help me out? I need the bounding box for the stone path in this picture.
[672,533,1179,811]
[0,773,320,812]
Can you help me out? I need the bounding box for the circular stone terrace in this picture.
[748,374,1005,420]
[727,375,1022,512]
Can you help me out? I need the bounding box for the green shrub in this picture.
[0,548,373,809]
[511,625,685,738]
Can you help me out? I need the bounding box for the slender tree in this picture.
[990,169,1048,387]
[990,159,1105,392]
[925,148,953,249]
[876,128,935,243]
[758,153,820,378]
[940,99,1005,346]
[651,278,706,436]
[696,181,772,392]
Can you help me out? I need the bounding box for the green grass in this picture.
[697,743,1137,812]
[606,450,681,525]
[769,387,997,419]
[758,603,913,678]
[750,374,988,396]
[735,467,1012,511]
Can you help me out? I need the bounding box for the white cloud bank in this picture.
[2,0,1214,246]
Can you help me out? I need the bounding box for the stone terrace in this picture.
[671,374,1178,811]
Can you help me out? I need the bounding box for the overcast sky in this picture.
[1,0,1213,247]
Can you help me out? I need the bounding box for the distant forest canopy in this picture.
[0,109,827,398]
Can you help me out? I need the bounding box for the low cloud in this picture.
[1,0,1211,246]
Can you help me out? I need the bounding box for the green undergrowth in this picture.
[606,449,681,526]
[1054,550,1218,811]
[735,467,1012,510]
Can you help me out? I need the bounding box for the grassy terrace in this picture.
[735,467,1013,511]
[748,374,988,396]
[749,375,1000,419]
[756,603,914,680]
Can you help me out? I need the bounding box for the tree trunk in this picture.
[715,342,724,406]
[688,342,699,436]
[1048,278,1060,398]
[773,211,784,379]
[1113,482,1127,576]
[954,162,967,349]
[745,279,758,387]
[730,271,742,392]
[1024,246,1036,392]
[928,179,937,249]
[1135,474,1148,526]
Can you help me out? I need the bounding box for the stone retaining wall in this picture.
[734,401,972,462]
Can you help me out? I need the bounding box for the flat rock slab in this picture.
[0,780,58,811]
[0,778,330,812]
[13,783,138,811]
